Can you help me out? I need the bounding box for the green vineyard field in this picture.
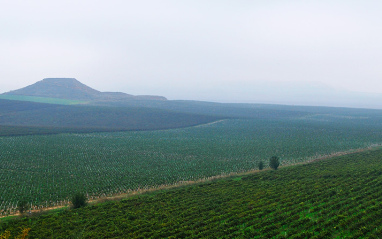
[1,115,382,214]
[1,148,382,238]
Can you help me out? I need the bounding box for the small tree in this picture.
[269,156,280,170]
[18,200,28,214]
[258,160,264,170]
[71,193,87,209]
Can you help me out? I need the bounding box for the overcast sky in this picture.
[1,0,382,106]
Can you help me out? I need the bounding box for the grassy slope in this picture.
[0,99,222,135]
[2,96,382,137]
[92,98,382,118]
[1,148,382,238]
[0,125,112,137]
[0,94,85,105]
[92,99,311,119]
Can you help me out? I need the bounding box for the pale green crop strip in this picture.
[0,95,85,105]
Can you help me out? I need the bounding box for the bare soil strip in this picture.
[2,145,381,219]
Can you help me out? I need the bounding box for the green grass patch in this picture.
[0,94,86,105]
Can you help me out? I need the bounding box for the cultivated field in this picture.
[2,147,382,238]
[1,114,382,215]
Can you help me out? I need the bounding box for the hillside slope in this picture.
[93,99,382,119]
[1,149,382,238]
[3,78,167,101]
[0,99,221,134]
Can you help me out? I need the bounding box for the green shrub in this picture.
[71,193,88,209]
[17,200,28,214]
[258,161,264,170]
[269,156,280,170]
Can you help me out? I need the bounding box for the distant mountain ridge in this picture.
[3,78,167,101]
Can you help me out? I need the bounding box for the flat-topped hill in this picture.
[3,78,167,101]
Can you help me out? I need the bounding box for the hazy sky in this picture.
[1,1,382,105]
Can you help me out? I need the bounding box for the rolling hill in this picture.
[0,78,309,135]
[2,78,382,136]
[0,99,221,135]
[0,79,228,135]
[2,78,167,101]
